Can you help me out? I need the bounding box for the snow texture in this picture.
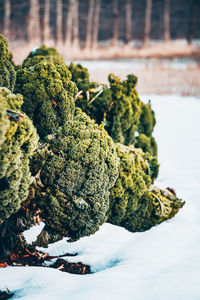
[0,95,200,300]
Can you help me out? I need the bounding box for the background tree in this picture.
[72,0,80,49]
[187,0,199,45]
[43,0,52,45]
[112,0,119,47]
[92,0,101,49]
[64,0,73,47]
[144,0,152,46]
[125,0,132,45]
[27,0,41,45]
[164,0,170,41]
[85,0,95,49]
[56,0,63,46]
[3,0,11,40]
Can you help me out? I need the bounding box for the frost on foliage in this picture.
[15,61,77,138]
[0,34,16,91]
[71,63,157,157]
[30,109,119,242]
[108,143,183,232]
[0,87,38,225]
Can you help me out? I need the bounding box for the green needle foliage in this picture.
[108,143,184,232]
[0,34,16,91]
[30,109,119,242]
[15,61,77,138]
[0,87,38,225]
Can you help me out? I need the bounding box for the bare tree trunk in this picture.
[85,0,95,49]
[187,0,199,45]
[92,0,101,49]
[56,0,63,45]
[65,0,73,46]
[72,0,79,49]
[4,0,11,40]
[43,0,52,44]
[144,0,152,46]
[125,0,132,45]
[27,0,41,45]
[112,0,119,47]
[164,0,170,41]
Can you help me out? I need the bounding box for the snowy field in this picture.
[0,95,200,300]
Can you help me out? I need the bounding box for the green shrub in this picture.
[71,63,157,157]
[23,45,65,67]
[0,87,38,225]
[0,35,16,91]
[15,61,77,138]
[30,109,119,242]
[108,143,184,232]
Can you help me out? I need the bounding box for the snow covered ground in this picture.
[0,95,200,300]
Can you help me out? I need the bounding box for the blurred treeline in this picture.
[0,0,200,48]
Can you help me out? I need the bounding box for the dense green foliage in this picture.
[23,45,65,67]
[0,34,16,91]
[108,144,184,232]
[0,87,38,225]
[71,63,157,156]
[135,134,157,157]
[0,40,184,256]
[15,61,77,138]
[30,109,119,241]
[122,186,185,232]
[108,144,152,225]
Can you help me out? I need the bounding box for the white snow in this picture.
[1,95,200,300]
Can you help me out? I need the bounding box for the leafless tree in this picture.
[65,0,73,46]
[72,0,79,48]
[125,0,132,45]
[43,0,52,44]
[112,0,119,47]
[92,0,101,49]
[164,0,170,41]
[64,0,79,48]
[144,0,152,46]
[3,0,11,40]
[187,0,199,45]
[85,0,95,49]
[27,0,41,45]
[56,0,63,45]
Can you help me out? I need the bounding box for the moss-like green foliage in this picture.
[75,71,142,146]
[23,45,65,67]
[138,101,156,137]
[71,63,157,157]
[0,87,38,225]
[122,186,185,232]
[0,98,9,148]
[15,61,77,138]
[105,74,141,145]
[0,34,16,91]
[108,143,184,232]
[68,63,90,90]
[109,143,152,225]
[108,143,151,225]
[135,134,157,157]
[30,109,119,241]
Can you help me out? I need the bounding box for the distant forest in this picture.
[0,0,200,48]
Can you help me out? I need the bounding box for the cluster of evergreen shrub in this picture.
[0,35,184,258]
